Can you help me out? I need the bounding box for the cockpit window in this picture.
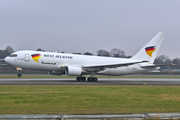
[9,54,17,57]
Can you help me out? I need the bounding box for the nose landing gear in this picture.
[16,67,22,78]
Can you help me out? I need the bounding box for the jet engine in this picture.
[65,66,82,76]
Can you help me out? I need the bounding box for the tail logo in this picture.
[145,46,156,57]
[31,54,42,62]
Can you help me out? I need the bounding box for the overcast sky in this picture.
[0,0,180,59]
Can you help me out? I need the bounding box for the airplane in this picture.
[3,32,167,82]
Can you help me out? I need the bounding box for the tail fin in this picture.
[131,32,165,63]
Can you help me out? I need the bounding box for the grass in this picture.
[0,85,180,114]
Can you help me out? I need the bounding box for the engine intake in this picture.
[66,66,82,76]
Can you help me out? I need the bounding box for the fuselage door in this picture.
[25,54,30,62]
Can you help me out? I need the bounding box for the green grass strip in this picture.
[0,85,180,114]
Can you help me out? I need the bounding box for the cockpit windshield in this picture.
[9,54,17,57]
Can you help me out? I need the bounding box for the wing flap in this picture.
[140,63,175,68]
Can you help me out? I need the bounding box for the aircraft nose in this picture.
[4,57,9,63]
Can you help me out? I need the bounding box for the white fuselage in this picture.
[5,50,158,76]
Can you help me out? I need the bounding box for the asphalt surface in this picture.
[0,78,180,85]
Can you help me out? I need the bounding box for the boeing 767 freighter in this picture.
[4,32,167,82]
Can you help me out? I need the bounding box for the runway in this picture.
[0,78,180,85]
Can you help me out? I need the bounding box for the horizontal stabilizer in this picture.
[140,63,175,68]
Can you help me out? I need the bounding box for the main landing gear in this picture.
[76,77,98,82]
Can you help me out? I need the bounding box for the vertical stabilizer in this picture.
[131,32,165,63]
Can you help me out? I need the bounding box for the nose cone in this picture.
[4,57,9,64]
[4,57,13,66]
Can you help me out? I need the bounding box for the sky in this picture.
[0,0,180,59]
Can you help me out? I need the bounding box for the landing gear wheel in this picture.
[87,77,98,82]
[76,77,81,81]
[87,77,93,82]
[76,77,86,82]
[17,74,22,77]
[93,77,98,82]
[82,77,86,81]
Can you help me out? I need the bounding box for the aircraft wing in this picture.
[140,63,175,68]
[82,60,147,72]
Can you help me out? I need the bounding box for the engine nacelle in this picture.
[65,66,82,76]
